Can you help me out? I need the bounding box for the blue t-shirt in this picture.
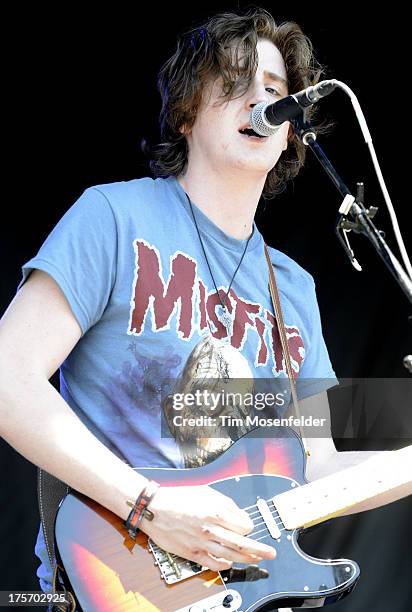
[19,175,337,590]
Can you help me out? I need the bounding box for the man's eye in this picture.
[266,87,281,96]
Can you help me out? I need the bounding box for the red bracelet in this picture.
[125,479,160,539]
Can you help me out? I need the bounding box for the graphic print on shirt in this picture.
[128,239,305,378]
[162,334,261,467]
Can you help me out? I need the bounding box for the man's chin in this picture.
[233,157,281,176]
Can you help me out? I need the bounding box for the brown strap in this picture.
[264,244,309,455]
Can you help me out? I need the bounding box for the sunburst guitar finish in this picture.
[55,427,360,611]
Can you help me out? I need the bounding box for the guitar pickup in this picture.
[256,498,281,539]
[149,539,206,584]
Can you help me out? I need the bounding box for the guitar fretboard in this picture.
[273,445,412,530]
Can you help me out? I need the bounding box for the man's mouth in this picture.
[238,127,267,139]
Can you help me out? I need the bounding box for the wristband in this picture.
[125,479,160,539]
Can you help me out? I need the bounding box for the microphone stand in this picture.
[291,113,412,370]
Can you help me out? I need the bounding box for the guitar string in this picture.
[240,499,289,539]
[249,518,281,528]
[242,498,290,522]
[246,501,284,525]
[245,498,282,513]
[247,509,283,525]
[251,519,284,530]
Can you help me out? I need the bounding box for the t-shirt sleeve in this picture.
[296,275,338,401]
[17,187,118,336]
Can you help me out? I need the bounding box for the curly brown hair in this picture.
[146,7,326,199]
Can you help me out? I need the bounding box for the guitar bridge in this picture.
[148,539,206,584]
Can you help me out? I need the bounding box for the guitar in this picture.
[54,427,411,611]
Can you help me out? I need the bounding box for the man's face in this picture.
[185,38,290,177]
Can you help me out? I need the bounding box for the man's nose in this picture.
[245,82,270,110]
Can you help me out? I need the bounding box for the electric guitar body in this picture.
[55,427,360,611]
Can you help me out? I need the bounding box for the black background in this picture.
[1,3,411,611]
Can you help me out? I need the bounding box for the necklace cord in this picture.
[186,193,253,310]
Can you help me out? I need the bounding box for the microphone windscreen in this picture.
[250,102,280,137]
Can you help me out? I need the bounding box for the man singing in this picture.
[0,8,408,605]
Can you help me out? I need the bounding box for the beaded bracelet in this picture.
[125,479,160,539]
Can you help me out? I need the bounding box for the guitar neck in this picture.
[273,445,412,530]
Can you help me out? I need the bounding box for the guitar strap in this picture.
[37,468,69,568]
[264,244,309,456]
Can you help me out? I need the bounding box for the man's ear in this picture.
[179,123,191,137]
[282,123,293,151]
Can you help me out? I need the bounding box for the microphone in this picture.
[250,79,337,136]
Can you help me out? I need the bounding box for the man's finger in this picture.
[203,524,276,559]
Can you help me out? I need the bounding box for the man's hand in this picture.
[140,484,276,571]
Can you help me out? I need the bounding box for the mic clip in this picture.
[290,111,317,145]
[335,222,362,272]
[336,183,379,272]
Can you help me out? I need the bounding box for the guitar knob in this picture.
[222,594,234,608]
